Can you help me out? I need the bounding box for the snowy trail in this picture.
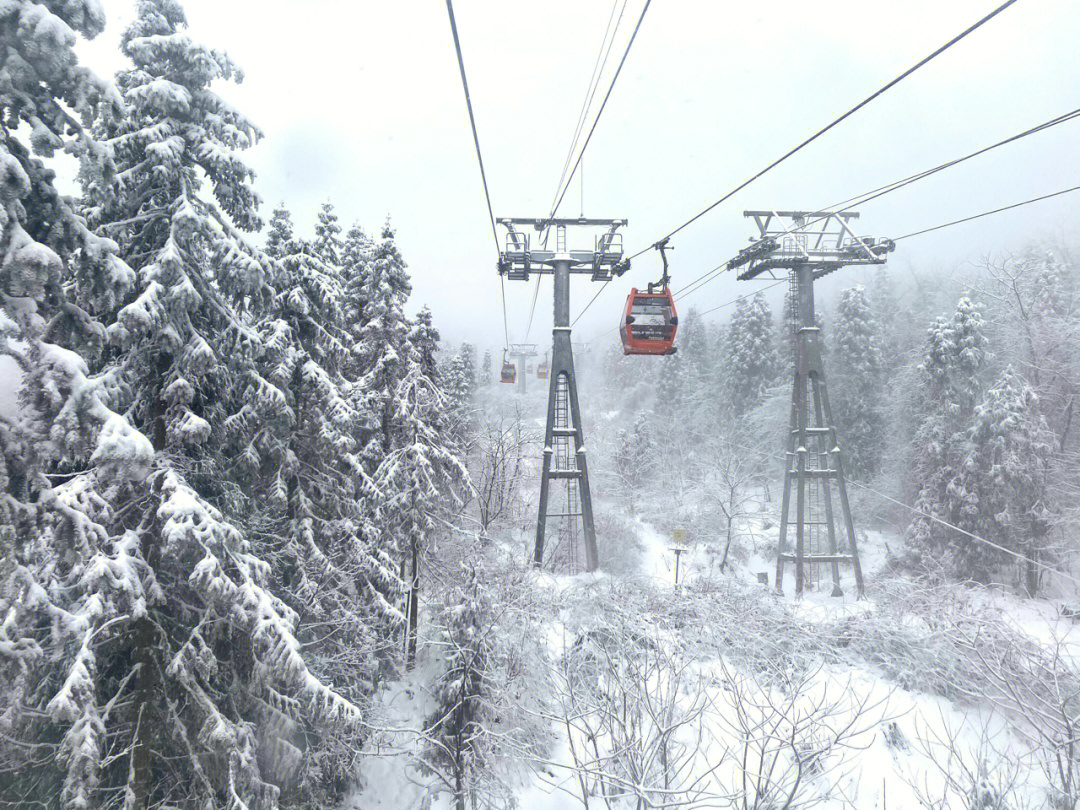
[347,658,440,809]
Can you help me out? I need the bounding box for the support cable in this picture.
[549,0,627,225]
[445,0,509,346]
[697,278,786,319]
[733,106,1080,262]
[671,105,1080,305]
[543,0,653,230]
[500,274,511,348]
[539,0,626,332]
[523,274,542,341]
[627,0,1021,261]
[894,184,1080,241]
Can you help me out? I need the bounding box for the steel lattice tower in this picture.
[498,217,627,572]
[730,211,894,596]
[508,343,537,394]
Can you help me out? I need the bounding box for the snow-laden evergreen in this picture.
[88,0,277,463]
[480,349,492,386]
[385,327,468,667]
[830,285,885,479]
[726,292,779,416]
[258,204,399,752]
[945,367,1054,590]
[424,562,493,810]
[348,224,412,476]
[312,201,344,274]
[907,296,991,562]
[0,5,391,809]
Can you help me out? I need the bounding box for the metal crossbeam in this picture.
[731,210,893,280]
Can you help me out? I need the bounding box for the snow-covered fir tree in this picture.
[0,0,132,333]
[907,296,990,560]
[831,285,886,479]
[1,6,364,808]
[86,0,282,476]
[312,200,344,274]
[480,348,492,386]
[459,341,477,390]
[944,367,1053,591]
[258,205,401,744]
[615,410,655,509]
[442,351,472,418]
[410,305,441,380]
[348,223,412,477]
[727,292,779,416]
[340,221,372,316]
[380,347,468,667]
[675,308,713,433]
[342,224,465,667]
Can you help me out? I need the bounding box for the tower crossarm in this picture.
[732,210,894,280]
[497,217,629,281]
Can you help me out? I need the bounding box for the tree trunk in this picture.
[131,617,157,810]
[1025,553,1039,598]
[719,513,733,572]
[406,534,419,669]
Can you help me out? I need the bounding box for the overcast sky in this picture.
[73,0,1080,355]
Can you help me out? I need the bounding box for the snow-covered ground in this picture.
[349,385,1078,809]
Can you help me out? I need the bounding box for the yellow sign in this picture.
[672,528,686,545]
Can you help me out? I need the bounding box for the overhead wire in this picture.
[578,181,1080,346]
[523,273,542,342]
[627,0,1020,260]
[894,184,1080,241]
[543,0,653,230]
[577,179,1079,346]
[548,0,628,225]
[535,0,628,339]
[698,278,786,319]
[445,0,509,347]
[723,106,1080,265]
[572,0,1022,329]
[668,104,1080,307]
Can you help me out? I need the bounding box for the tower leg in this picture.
[775,397,797,593]
[533,373,557,566]
[811,373,843,597]
[533,259,598,572]
[792,266,814,597]
[817,378,865,596]
[565,351,598,571]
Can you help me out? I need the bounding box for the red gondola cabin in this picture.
[620,288,678,355]
[500,361,516,383]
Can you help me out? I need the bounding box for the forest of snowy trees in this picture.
[602,258,1076,599]
[0,2,467,807]
[2,1,1079,810]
